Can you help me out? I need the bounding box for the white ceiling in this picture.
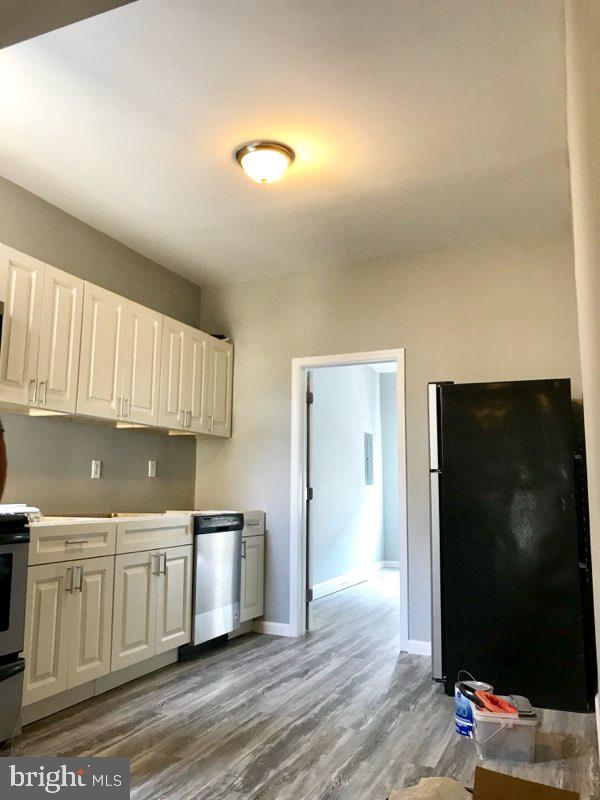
[0,0,570,287]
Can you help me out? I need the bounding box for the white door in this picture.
[240,536,265,623]
[111,550,157,671]
[122,302,162,425]
[22,562,72,706]
[77,282,127,420]
[185,327,210,433]
[158,316,186,429]
[68,556,114,688]
[155,545,193,654]
[36,265,84,413]
[0,245,45,406]
[206,338,233,436]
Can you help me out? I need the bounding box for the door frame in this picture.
[289,348,408,649]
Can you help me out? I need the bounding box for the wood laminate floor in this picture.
[11,570,600,798]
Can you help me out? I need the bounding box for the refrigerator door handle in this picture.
[428,383,439,471]
[430,469,443,681]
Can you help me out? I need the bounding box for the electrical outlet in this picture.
[148,460,157,478]
[91,459,102,479]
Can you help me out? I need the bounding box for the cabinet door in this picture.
[22,562,72,706]
[158,316,186,429]
[77,282,127,420]
[185,327,210,433]
[0,245,45,406]
[111,550,157,671]
[155,545,193,654]
[122,302,162,425]
[206,338,233,437]
[68,556,114,688]
[240,536,265,623]
[36,265,84,413]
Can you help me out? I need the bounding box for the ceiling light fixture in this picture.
[234,140,295,184]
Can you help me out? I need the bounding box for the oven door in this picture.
[0,533,29,657]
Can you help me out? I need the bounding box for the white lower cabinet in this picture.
[23,556,114,706]
[240,535,265,623]
[69,556,114,688]
[23,563,70,705]
[112,545,192,671]
[155,545,193,654]
[111,550,157,671]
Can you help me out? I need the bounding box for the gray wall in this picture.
[0,176,202,512]
[3,415,196,514]
[195,233,581,641]
[310,365,383,586]
[0,176,202,327]
[380,372,399,563]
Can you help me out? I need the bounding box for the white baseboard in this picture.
[312,562,389,600]
[253,620,295,637]
[407,639,432,656]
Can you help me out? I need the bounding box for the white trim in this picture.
[407,639,432,656]
[253,620,295,637]
[289,348,409,651]
[594,694,600,756]
[312,563,383,600]
[382,560,400,569]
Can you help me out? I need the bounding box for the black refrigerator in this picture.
[428,378,596,711]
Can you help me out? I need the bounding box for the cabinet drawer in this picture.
[28,521,117,565]
[243,510,265,537]
[116,515,192,554]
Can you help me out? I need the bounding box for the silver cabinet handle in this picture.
[65,566,74,593]
[74,565,84,592]
[187,410,192,428]
[117,396,123,417]
[246,520,260,527]
[241,540,246,559]
[180,409,186,427]
[123,397,130,417]
[28,379,37,404]
[38,380,47,405]
[208,414,214,433]
[65,539,89,545]
[160,552,167,575]
[152,552,161,576]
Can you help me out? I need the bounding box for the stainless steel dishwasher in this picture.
[191,512,244,644]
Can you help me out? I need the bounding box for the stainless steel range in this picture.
[0,513,29,744]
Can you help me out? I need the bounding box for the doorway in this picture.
[289,349,408,649]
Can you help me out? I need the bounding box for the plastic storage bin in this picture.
[472,703,537,762]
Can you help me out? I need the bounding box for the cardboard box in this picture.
[473,767,579,799]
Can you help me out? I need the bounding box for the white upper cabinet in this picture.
[0,245,233,435]
[158,319,232,437]
[36,265,84,413]
[158,316,186,429]
[121,301,162,425]
[77,282,128,420]
[184,326,210,433]
[206,337,233,437]
[0,246,84,412]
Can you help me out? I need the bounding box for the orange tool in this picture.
[475,691,517,715]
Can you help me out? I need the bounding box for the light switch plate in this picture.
[148,460,157,478]
[91,459,102,479]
